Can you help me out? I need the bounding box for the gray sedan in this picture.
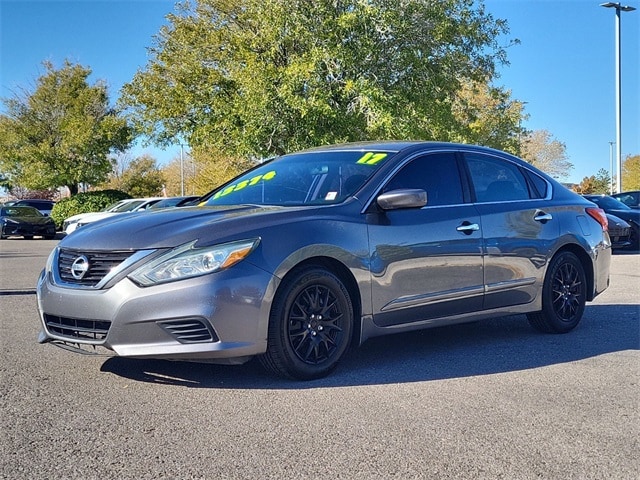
[37,142,612,379]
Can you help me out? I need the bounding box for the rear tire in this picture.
[259,266,353,380]
[527,251,586,333]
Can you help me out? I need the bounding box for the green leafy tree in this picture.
[622,154,640,190]
[120,0,515,159]
[0,60,132,195]
[592,168,612,194]
[100,154,165,197]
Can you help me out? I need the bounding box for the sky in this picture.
[1,0,638,185]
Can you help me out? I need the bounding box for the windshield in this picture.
[205,150,393,207]
[112,200,147,212]
[588,196,631,210]
[103,200,128,212]
[2,206,43,217]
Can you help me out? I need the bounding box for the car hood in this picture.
[605,209,640,222]
[76,212,120,224]
[65,211,110,223]
[59,205,304,250]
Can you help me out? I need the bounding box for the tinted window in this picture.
[383,153,464,206]
[523,170,548,199]
[2,206,42,217]
[465,153,530,202]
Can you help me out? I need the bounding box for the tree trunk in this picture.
[68,184,79,196]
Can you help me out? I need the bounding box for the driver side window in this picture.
[383,153,464,206]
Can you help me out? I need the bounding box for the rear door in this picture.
[367,151,484,327]
[463,151,559,309]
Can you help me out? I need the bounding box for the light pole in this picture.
[180,144,185,196]
[608,141,615,194]
[600,2,636,193]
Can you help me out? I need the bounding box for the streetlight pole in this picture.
[608,141,615,194]
[600,2,636,194]
[180,144,185,196]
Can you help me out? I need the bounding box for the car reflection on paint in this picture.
[37,142,611,380]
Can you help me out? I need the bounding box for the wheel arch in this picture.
[551,243,595,301]
[273,256,363,348]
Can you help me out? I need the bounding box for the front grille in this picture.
[158,319,218,344]
[44,314,111,342]
[58,249,134,287]
[608,225,629,237]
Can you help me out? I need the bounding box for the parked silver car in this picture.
[37,142,612,379]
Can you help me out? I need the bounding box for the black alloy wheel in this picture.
[260,266,353,380]
[527,251,586,333]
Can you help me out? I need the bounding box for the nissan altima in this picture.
[37,142,612,379]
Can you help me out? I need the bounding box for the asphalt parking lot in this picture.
[1,238,638,479]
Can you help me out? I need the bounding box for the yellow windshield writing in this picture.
[356,152,388,165]
[213,170,277,199]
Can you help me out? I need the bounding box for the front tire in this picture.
[527,251,586,333]
[259,266,353,380]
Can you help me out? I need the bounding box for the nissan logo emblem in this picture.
[70,255,90,280]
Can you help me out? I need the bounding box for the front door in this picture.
[367,152,484,327]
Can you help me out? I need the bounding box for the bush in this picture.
[50,190,131,229]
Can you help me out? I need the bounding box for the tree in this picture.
[520,129,573,180]
[575,176,597,194]
[574,169,610,194]
[592,168,612,194]
[120,0,516,159]
[100,154,165,197]
[450,81,526,155]
[162,147,254,196]
[0,61,131,195]
[622,154,640,190]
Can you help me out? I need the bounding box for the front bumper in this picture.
[37,262,278,362]
[2,223,55,237]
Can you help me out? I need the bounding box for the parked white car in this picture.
[63,198,165,235]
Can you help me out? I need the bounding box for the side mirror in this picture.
[377,189,427,210]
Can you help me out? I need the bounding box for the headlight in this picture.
[128,238,260,287]
[45,247,57,274]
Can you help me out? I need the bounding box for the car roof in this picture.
[15,199,54,204]
[295,140,510,155]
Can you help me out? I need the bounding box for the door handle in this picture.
[534,211,553,223]
[456,222,480,235]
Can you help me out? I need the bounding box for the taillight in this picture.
[586,207,608,231]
